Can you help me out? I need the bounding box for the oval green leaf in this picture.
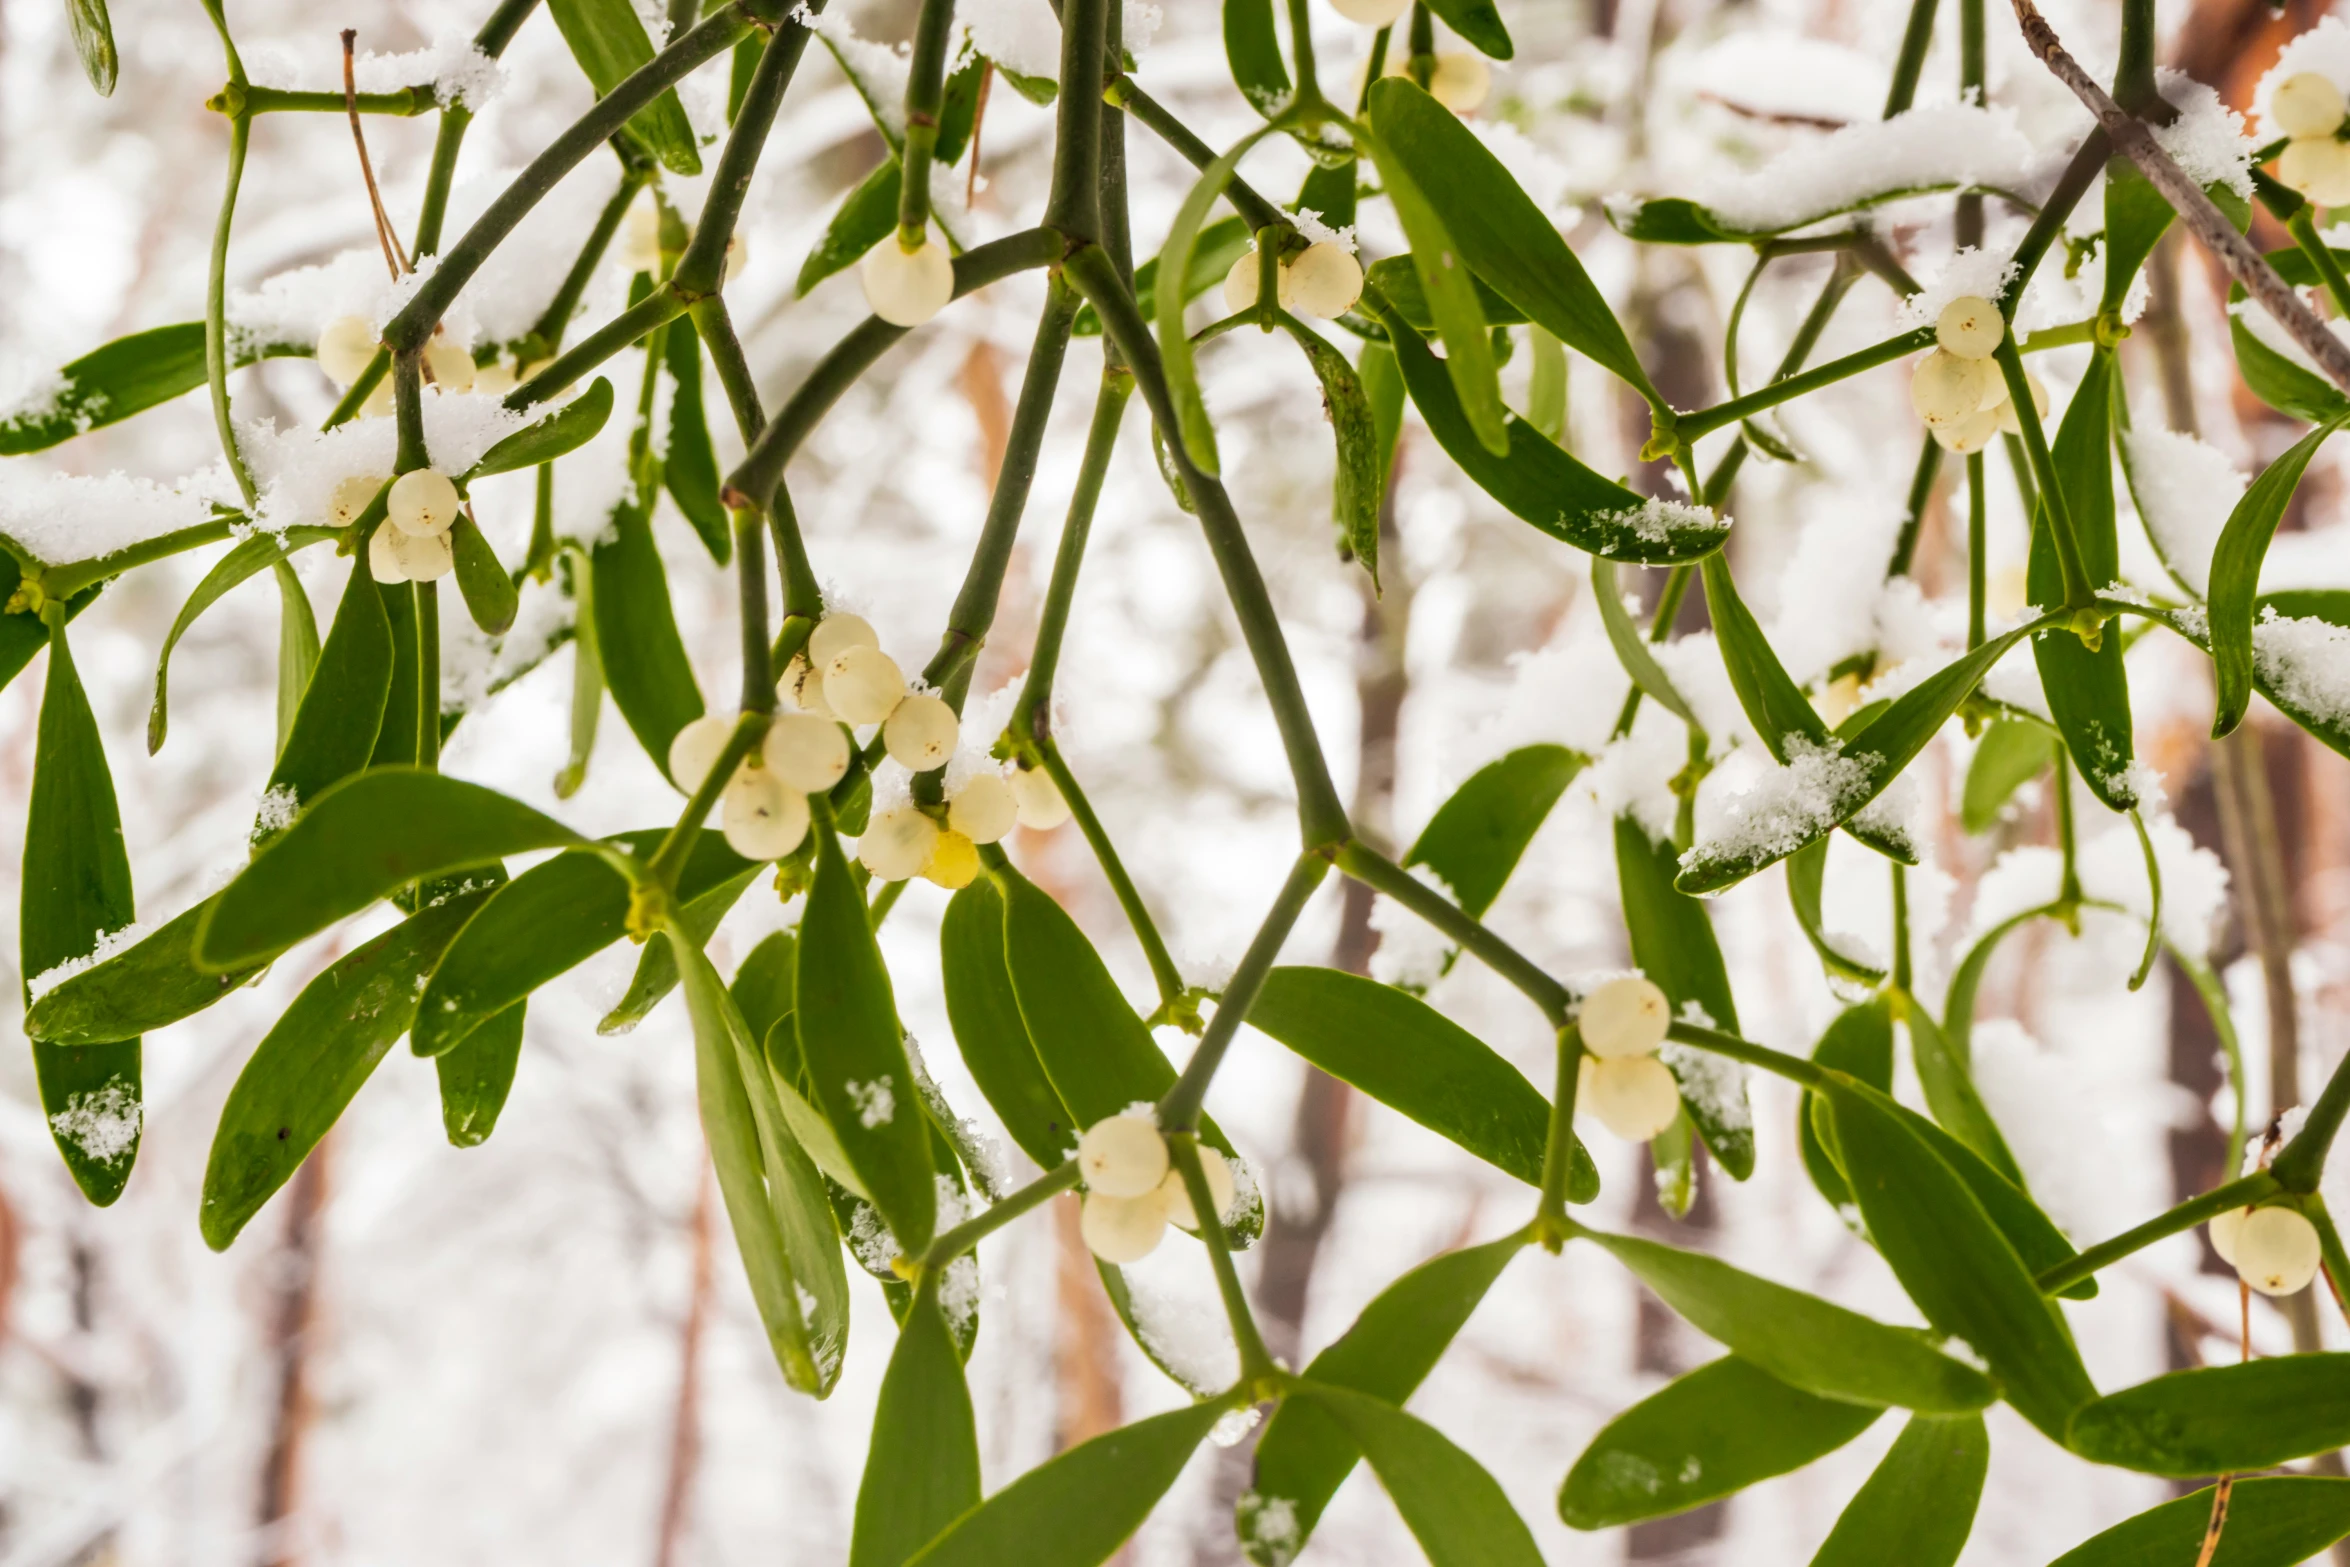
[660,327,729,562]
[1807,1413,1987,1567]
[2028,349,2137,812]
[449,515,518,636]
[471,377,615,479]
[592,496,705,784]
[1154,126,1276,476]
[543,0,702,174]
[1960,718,2054,834]
[259,556,392,841]
[941,878,1076,1170]
[2068,1356,2350,1477]
[1275,315,1383,591]
[1404,744,1584,919]
[850,1281,983,1567]
[2049,1477,2350,1567]
[1290,1380,1543,1567]
[1223,0,1290,117]
[436,1000,525,1148]
[2209,416,2343,737]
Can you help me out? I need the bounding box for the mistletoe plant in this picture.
[18,0,2350,1558]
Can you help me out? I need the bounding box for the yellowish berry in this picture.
[1935,295,2004,360]
[860,236,955,327]
[823,644,907,726]
[388,525,453,582]
[1910,348,1995,428]
[621,196,662,275]
[389,469,461,537]
[2272,71,2348,140]
[722,767,811,860]
[329,474,385,527]
[360,376,397,420]
[808,613,879,667]
[1581,1054,1682,1142]
[1428,52,1491,114]
[423,336,476,394]
[2208,1204,2247,1266]
[1580,974,1672,1059]
[1160,1150,1238,1231]
[1079,1189,1170,1264]
[1286,242,1364,319]
[1011,766,1071,830]
[763,711,849,793]
[2236,1206,2322,1296]
[667,713,736,793]
[367,524,407,585]
[1223,250,1263,314]
[922,829,980,889]
[1933,404,2001,455]
[883,692,959,770]
[947,772,1019,844]
[859,806,939,882]
[316,315,378,386]
[1329,0,1410,24]
[2282,135,2350,206]
[723,234,748,284]
[779,654,835,718]
[1078,1114,1168,1198]
[1992,370,2048,436]
[472,358,519,397]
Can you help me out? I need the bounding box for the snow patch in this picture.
[2121,427,2243,599]
[0,470,220,568]
[1691,101,2035,234]
[49,1082,140,1164]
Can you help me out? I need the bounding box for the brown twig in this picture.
[2011,0,2350,394]
[966,61,994,211]
[343,31,411,280]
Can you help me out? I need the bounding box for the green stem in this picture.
[509,285,685,409]
[2033,1172,2279,1295]
[1675,328,1934,441]
[1335,840,1570,1024]
[2176,951,2249,1174]
[206,112,259,508]
[689,297,766,442]
[1357,26,1390,114]
[1044,0,1110,239]
[1535,1024,1588,1246]
[1958,0,1985,246]
[216,85,435,116]
[736,508,773,714]
[393,351,429,474]
[1105,77,1288,235]
[385,4,758,352]
[1883,0,1941,118]
[2275,1038,2350,1193]
[1406,2,1434,88]
[919,1159,1081,1268]
[1284,0,1322,106]
[1994,337,2094,610]
[2054,748,2084,906]
[325,352,388,430]
[896,0,957,244]
[1064,245,1351,848]
[1967,451,1987,649]
[1663,1019,1831,1089]
[675,14,819,297]
[1171,1133,1278,1380]
[42,522,334,603]
[2112,0,2160,115]
[647,712,771,889]
[868,875,908,928]
[418,582,442,770]
[1887,435,1942,579]
[2000,131,2110,322]
[1036,740,1188,1012]
[414,104,474,256]
[1013,372,1131,735]
[520,164,648,361]
[1891,862,1913,992]
[1158,853,1327,1131]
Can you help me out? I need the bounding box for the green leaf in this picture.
[592,495,705,783]
[201,885,498,1248]
[672,921,830,1393]
[1702,551,1829,757]
[196,769,588,973]
[436,1001,525,1147]
[1356,122,1508,457]
[1250,966,1597,1200]
[997,867,1259,1236]
[1361,339,1404,493]
[1404,743,1584,918]
[24,621,140,1204]
[1904,997,2022,1185]
[1786,836,1887,986]
[449,516,518,636]
[1603,196,1738,245]
[2068,1356,2350,1476]
[24,894,259,1045]
[67,0,116,95]
[907,1399,1227,1567]
[1275,315,1383,591]
[1075,218,1251,338]
[851,1282,982,1567]
[1,324,199,453]
[797,826,936,1255]
[544,0,702,174]
[414,830,748,1056]
[1959,718,2054,834]
[1526,326,1567,443]
[468,377,614,479]
[1377,304,1724,561]
[260,556,392,840]
[1422,0,1512,58]
[2049,1477,2350,1567]
[1806,1413,1987,1567]
[1155,126,1277,477]
[2099,160,2175,319]
[1801,998,1892,1212]
[933,53,985,164]
[799,158,903,299]
[941,879,1076,1170]
[147,531,329,754]
[1242,1233,1525,1565]
[273,558,319,755]
[2210,417,2342,737]
[2229,253,2350,421]
[1223,0,1290,117]
[2151,592,2350,761]
[1573,1224,1994,1410]
[731,929,797,1049]
[1362,256,1529,330]
[1822,1077,2097,1441]
[659,328,727,563]
[370,581,423,769]
[598,857,761,1034]
[1291,1381,1543,1567]
[1369,80,1650,404]
[2028,348,2137,812]
[1560,1356,1880,1530]
[1615,816,1751,1176]
[1593,558,1696,726]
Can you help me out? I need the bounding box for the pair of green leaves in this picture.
[545,0,703,174]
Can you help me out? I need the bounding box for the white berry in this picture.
[779,655,835,717]
[947,772,1018,844]
[1160,1150,1238,1231]
[2282,136,2350,206]
[1011,766,1070,829]
[316,315,378,386]
[859,806,939,882]
[808,613,879,667]
[763,711,849,793]
[1992,370,2048,436]
[723,234,748,284]
[922,829,980,889]
[883,693,959,770]
[1580,975,1672,1059]
[1910,348,1995,428]
[360,377,396,419]
[1286,243,1364,319]
[1224,250,1264,314]
[1329,0,1409,24]
[860,236,955,327]
[722,767,811,861]
[2208,1204,2248,1265]
[473,358,518,396]
[2236,1206,2323,1297]
[1428,52,1491,114]
[1582,1054,1682,1142]
[329,473,385,527]
[389,469,461,537]
[667,713,736,793]
[423,335,476,394]
[395,526,453,581]
[1080,1189,1170,1264]
[1935,295,2004,360]
[2273,72,2348,140]
[367,524,407,585]
[1079,1113,1169,1197]
[621,197,662,274]
[823,644,906,726]
[1933,405,2001,455]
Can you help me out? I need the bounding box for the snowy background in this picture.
[3,0,2350,1562]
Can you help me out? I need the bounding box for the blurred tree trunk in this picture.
[651,1169,715,1567]
[256,1145,331,1567]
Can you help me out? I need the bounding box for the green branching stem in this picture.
[735,508,774,715]
[1013,371,1132,733]
[1966,451,1988,648]
[510,286,685,409]
[1887,437,1942,579]
[43,523,338,604]
[1034,741,1188,1014]
[1284,0,1322,107]
[896,0,958,244]
[1335,840,1571,1025]
[1064,245,1351,848]
[1675,328,1933,443]
[1993,338,2094,612]
[1104,77,1289,235]
[1534,1024,1589,1248]
[1958,0,1986,246]
[1158,852,1327,1131]
[1999,130,2111,324]
[393,352,430,474]
[215,85,438,117]
[2275,1040,2350,1193]
[918,1158,1081,1270]
[518,165,649,363]
[2034,1172,2280,1295]
[1664,1019,1830,1090]
[2111,0,2160,115]
[676,14,818,297]
[206,111,259,508]
[690,298,766,441]
[1172,1133,1280,1381]
[1045,0,1110,238]
[1882,0,1940,118]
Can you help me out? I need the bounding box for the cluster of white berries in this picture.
[669,701,852,863]
[860,230,956,328]
[2208,1201,2324,1296]
[1074,1112,1240,1263]
[361,469,462,584]
[316,316,491,413]
[1907,295,2044,456]
[2275,72,2350,206]
[1574,975,1682,1142]
[1222,240,1365,321]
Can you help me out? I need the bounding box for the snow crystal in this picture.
[2086,810,2231,958]
[27,920,152,1002]
[1895,248,2022,330]
[254,784,300,836]
[0,470,219,568]
[1593,498,1722,547]
[1121,1263,1239,1394]
[0,362,73,436]
[1686,736,1875,872]
[1691,101,2035,234]
[1209,1405,1262,1448]
[228,249,469,360]
[804,9,911,140]
[1367,863,1457,993]
[2228,294,2350,383]
[847,1201,897,1274]
[1237,1494,1302,1567]
[2151,71,2253,201]
[845,1076,896,1129]
[1585,725,1684,846]
[241,392,529,535]
[1593,1450,1665,1496]
[2121,427,2242,599]
[2256,18,2350,142]
[1224,1153,1261,1230]
[1659,1042,1751,1132]
[49,1082,140,1164]
[1651,631,1749,757]
[1288,208,1356,254]
[2254,610,2350,731]
[960,0,1060,79]
[1767,506,1904,686]
[242,33,506,107]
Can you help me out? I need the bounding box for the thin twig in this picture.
[342,31,410,279]
[2009,0,2350,395]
